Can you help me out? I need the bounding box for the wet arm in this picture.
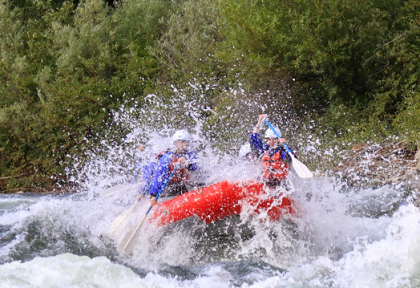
[282,144,297,163]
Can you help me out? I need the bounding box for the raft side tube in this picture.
[149,181,296,226]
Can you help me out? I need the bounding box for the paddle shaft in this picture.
[264,118,313,178]
[146,164,178,214]
[109,157,146,235]
[131,157,141,184]
[121,165,179,253]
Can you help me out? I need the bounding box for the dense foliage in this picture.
[0,0,419,191]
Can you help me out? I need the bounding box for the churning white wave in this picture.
[1,101,419,287]
[1,175,419,288]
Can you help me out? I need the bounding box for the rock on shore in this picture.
[333,142,419,193]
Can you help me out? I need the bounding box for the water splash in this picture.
[1,87,419,287]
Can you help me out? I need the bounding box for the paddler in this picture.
[250,114,295,192]
[139,130,199,206]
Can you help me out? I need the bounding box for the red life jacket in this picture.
[168,155,189,183]
[262,149,289,182]
[157,150,189,184]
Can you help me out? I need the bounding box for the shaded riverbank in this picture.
[333,141,420,210]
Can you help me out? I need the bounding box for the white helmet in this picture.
[239,142,251,158]
[264,127,281,139]
[172,130,191,142]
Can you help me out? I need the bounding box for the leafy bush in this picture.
[0,0,419,192]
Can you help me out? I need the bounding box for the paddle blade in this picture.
[291,156,313,178]
[117,213,148,254]
[109,201,139,237]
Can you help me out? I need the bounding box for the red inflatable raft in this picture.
[148,181,296,226]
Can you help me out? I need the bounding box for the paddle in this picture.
[109,157,144,236]
[108,184,152,237]
[117,165,179,254]
[264,119,313,179]
[131,156,142,184]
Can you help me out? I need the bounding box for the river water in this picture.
[1,170,419,287]
[1,103,420,287]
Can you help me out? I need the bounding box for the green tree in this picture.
[0,0,173,191]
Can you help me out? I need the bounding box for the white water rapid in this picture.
[1,95,419,288]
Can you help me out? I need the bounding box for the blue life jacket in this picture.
[139,149,198,196]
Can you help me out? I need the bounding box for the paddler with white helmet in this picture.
[140,130,199,206]
[250,114,296,189]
